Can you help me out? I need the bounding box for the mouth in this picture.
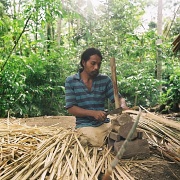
[90,70,99,77]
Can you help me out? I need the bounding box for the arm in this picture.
[65,76,107,121]
[119,97,129,110]
[67,106,107,121]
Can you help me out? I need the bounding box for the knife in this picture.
[105,107,122,115]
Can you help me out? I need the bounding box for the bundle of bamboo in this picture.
[125,107,180,165]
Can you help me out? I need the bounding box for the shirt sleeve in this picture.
[65,76,77,109]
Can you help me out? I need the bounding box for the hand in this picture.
[92,111,107,121]
[120,97,129,110]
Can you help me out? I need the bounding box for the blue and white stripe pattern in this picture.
[65,71,121,128]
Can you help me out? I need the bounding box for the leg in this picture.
[77,123,112,147]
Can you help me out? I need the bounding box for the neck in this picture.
[80,70,93,91]
[80,70,92,82]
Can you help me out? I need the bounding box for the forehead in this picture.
[88,54,102,62]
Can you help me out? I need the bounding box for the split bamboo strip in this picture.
[139,117,180,143]
[166,140,180,156]
[20,160,45,180]
[113,170,123,179]
[0,154,32,180]
[65,155,78,180]
[89,147,111,179]
[64,154,73,180]
[109,153,134,180]
[157,146,180,165]
[108,155,115,180]
[103,151,108,173]
[90,147,97,168]
[30,138,58,165]
[74,135,94,174]
[31,132,69,160]
[3,153,30,169]
[57,161,62,179]
[139,120,179,148]
[48,136,74,179]
[71,144,78,180]
[77,156,91,177]
[115,165,134,180]
[77,155,84,180]
[140,106,180,131]
[95,160,105,179]
[45,145,69,179]
[164,142,180,161]
[39,146,57,179]
[59,160,69,179]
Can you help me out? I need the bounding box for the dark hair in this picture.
[80,48,103,69]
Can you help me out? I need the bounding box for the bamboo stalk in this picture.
[57,161,62,179]
[0,155,32,180]
[77,156,91,176]
[72,144,78,180]
[40,147,56,179]
[20,161,45,180]
[49,134,73,179]
[74,134,94,174]
[89,148,111,179]
[66,154,78,180]
[115,164,134,180]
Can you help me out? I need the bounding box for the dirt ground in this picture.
[8,116,180,179]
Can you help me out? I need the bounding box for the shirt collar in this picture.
[73,71,100,80]
[73,71,81,80]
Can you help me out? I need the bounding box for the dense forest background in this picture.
[0,0,179,118]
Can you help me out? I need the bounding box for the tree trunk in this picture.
[56,0,64,47]
[47,23,51,53]
[156,0,163,91]
[56,18,62,47]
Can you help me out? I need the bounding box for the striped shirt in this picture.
[65,71,121,128]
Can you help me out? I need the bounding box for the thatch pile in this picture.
[127,108,180,165]
[0,121,133,180]
[0,109,179,180]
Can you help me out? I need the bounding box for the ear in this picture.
[82,60,86,67]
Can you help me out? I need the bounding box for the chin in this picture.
[91,72,99,78]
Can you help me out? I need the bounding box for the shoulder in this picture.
[66,75,73,82]
[66,73,79,82]
[97,74,112,81]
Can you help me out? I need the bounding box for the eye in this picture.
[97,62,101,68]
[90,61,101,68]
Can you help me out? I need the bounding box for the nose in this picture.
[94,64,100,70]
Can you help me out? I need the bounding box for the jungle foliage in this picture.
[0,0,179,117]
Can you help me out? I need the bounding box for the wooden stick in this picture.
[110,57,120,109]
[103,107,141,180]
